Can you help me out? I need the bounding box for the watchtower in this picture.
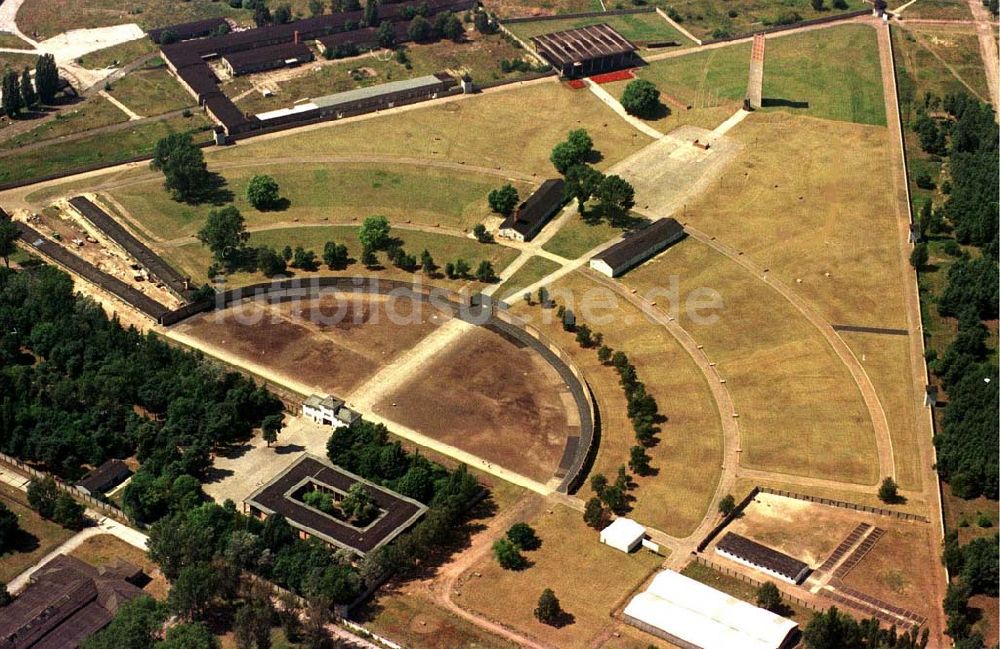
[746,33,766,109]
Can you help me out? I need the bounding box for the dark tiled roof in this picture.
[717,532,810,581]
[532,24,637,68]
[592,218,685,271]
[0,555,143,649]
[499,179,566,238]
[223,41,314,75]
[315,22,410,52]
[75,459,132,494]
[148,17,229,43]
[68,197,190,297]
[245,454,426,556]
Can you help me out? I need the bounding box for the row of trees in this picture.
[26,477,86,529]
[0,55,59,119]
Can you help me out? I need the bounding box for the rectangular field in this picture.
[507,11,695,46]
[108,164,533,240]
[16,0,247,39]
[107,64,196,117]
[457,502,664,649]
[625,238,879,484]
[496,256,562,300]
[651,0,867,40]
[0,95,128,151]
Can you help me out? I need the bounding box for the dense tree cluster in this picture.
[941,531,998,646]
[487,184,519,217]
[563,163,635,226]
[550,129,595,174]
[911,93,999,502]
[802,607,929,649]
[151,133,212,202]
[0,266,282,523]
[26,477,85,529]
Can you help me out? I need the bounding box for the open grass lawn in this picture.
[68,534,170,600]
[495,255,562,300]
[510,271,724,537]
[79,37,156,69]
[0,95,128,151]
[541,215,627,259]
[458,503,664,648]
[650,0,866,39]
[634,24,886,125]
[109,163,530,240]
[233,33,537,115]
[0,482,76,584]
[213,81,652,177]
[508,11,695,46]
[896,0,974,20]
[0,51,39,73]
[680,112,906,328]
[0,31,31,48]
[359,587,518,649]
[164,225,520,287]
[894,24,991,106]
[107,63,195,117]
[16,0,248,40]
[680,561,815,623]
[0,113,212,185]
[486,0,604,19]
[839,332,924,491]
[626,238,879,484]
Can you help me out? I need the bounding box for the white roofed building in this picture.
[599,517,646,553]
[623,569,799,649]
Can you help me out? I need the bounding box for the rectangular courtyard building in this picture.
[589,218,686,277]
[531,24,638,79]
[497,178,566,242]
[223,41,314,76]
[715,532,811,584]
[244,454,427,557]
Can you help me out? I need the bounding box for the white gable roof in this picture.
[600,517,646,545]
[624,570,798,649]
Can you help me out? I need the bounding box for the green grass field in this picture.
[508,11,694,46]
[541,216,628,259]
[894,0,973,20]
[0,95,128,151]
[496,256,562,300]
[107,63,195,117]
[650,0,867,39]
[163,224,521,287]
[79,37,156,69]
[0,32,31,49]
[213,81,652,177]
[108,163,532,240]
[633,24,886,125]
[626,238,879,484]
[0,113,213,185]
[0,52,38,73]
[16,0,248,39]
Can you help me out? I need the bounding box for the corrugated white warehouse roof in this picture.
[623,570,798,649]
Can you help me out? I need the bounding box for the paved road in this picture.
[966,0,1000,111]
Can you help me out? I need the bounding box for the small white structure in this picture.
[303,394,359,429]
[623,570,799,649]
[599,517,646,553]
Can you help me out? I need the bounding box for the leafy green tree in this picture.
[628,445,651,476]
[444,261,456,278]
[583,496,605,528]
[564,164,604,213]
[718,493,736,516]
[910,243,928,270]
[0,582,11,607]
[597,345,612,364]
[492,537,525,569]
[439,12,464,40]
[488,184,519,216]
[454,258,470,278]
[620,79,662,119]
[169,562,218,620]
[323,241,350,269]
[0,213,18,268]
[420,249,435,273]
[53,492,85,529]
[359,215,391,250]
[361,246,378,268]
[811,0,825,10]
[600,485,626,514]
[376,20,396,48]
[27,477,59,519]
[273,3,292,23]
[290,246,318,271]
[308,0,325,15]
[756,581,782,611]
[364,0,379,26]
[550,129,594,174]
[19,67,37,110]
[261,413,282,447]
[594,175,635,224]
[475,259,495,282]
[81,596,165,649]
[256,246,287,277]
[472,223,493,243]
[2,68,21,118]
[408,15,432,41]
[534,588,562,625]
[197,206,250,271]
[0,502,20,552]
[151,133,211,202]
[34,54,60,104]
[341,483,379,525]
[507,522,540,550]
[878,476,900,503]
[159,622,220,649]
[246,175,281,210]
[590,473,607,496]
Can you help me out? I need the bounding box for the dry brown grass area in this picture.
[681,112,907,329]
[840,332,924,492]
[372,326,574,483]
[456,503,664,649]
[626,239,879,484]
[174,293,448,396]
[69,534,169,600]
[214,81,652,177]
[0,483,76,584]
[510,270,723,538]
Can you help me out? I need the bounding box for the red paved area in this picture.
[588,69,634,84]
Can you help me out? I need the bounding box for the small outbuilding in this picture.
[715,532,811,584]
[589,218,686,278]
[599,517,646,553]
[303,394,359,429]
[75,459,132,496]
[497,179,566,242]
